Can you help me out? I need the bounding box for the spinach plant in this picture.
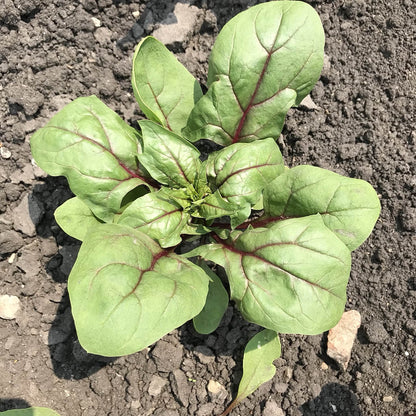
[31,1,380,413]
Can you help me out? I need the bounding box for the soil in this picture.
[0,0,415,415]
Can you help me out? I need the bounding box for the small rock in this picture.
[152,340,183,372]
[16,243,41,277]
[94,27,112,44]
[132,10,140,19]
[382,395,393,403]
[327,310,361,370]
[0,146,11,159]
[0,230,24,254]
[405,320,416,337]
[90,370,113,396]
[10,164,35,184]
[194,345,215,364]
[263,399,284,416]
[282,366,293,383]
[131,22,144,39]
[0,295,21,319]
[91,17,101,27]
[299,94,319,110]
[321,362,329,370]
[12,193,44,236]
[400,207,416,232]
[274,382,289,393]
[171,369,191,406]
[152,3,202,48]
[7,84,45,116]
[196,403,215,416]
[148,375,167,396]
[207,379,225,395]
[363,320,389,344]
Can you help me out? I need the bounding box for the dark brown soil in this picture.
[0,1,415,415]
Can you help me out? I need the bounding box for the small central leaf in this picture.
[139,120,201,188]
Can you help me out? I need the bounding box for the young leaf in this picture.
[117,189,190,248]
[183,1,324,145]
[188,215,351,335]
[196,190,239,220]
[262,165,381,251]
[139,120,201,188]
[0,408,60,416]
[193,262,229,334]
[68,223,209,356]
[31,96,152,222]
[54,197,103,241]
[221,330,281,416]
[205,138,284,226]
[132,36,203,133]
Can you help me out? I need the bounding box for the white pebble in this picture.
[91,17,101,28]
[1,146,12,159]
[0,295,21,320]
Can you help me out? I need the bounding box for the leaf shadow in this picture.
[300,382,363,415]
[0,398,32,413]
[32,178,117,380]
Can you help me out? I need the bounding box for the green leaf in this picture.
[139,120,201,188]
[30,96,152,222]
[190,215,351,335]
[54,197,103,241]
[132,36,203,134]
[193,262,229,334]
[205,138,284,226]
[0,408,60,416]
[68,223,209,356]
[262,165,381,251]
[183,1,324,145]
[221,330,281,415]
[117,189,190,248]
[196,190,239,220]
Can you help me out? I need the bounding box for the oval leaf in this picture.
[262,165,381,250]
[205,138,284,226]
[68,224,209,356]
[139,120,201,188]
[117,189,190,248]
[221,330,281,415]
[191,215,351,335]
[30,96,152,222]
[193,262,229,335]
[183,1,324,145]
[55,197,102,241]
[132,36,203,133]
[0,408,60,416]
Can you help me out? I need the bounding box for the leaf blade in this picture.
[68,224,209,356]
[262,165,381,250]
[193,262,229,334]
[117,189,190,248]
[30,96,152,222]
[193,216,351,335]
[54,197,103,241]
[184,1,324,145]
[139,120,201,188]
[205,138,284,226]
[132,36,203,133]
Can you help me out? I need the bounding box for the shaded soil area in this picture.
[0,0,415,415]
